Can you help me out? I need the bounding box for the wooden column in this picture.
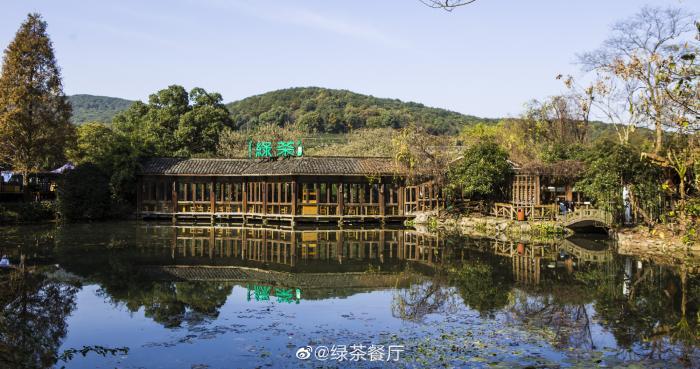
[399,184,405,216]
[191,181,196,206]
[136,177,143,217]
[171,177,178,222]
[291,179,298,216]
[210,178,216,214]
[262,179,268,215]
[338,182,345,216]
[315,183,319,215]
[242,178,248,214]
[379,182,385,217]
[429,184,434,210]
[171,178,178,211]
[358,183,365,216]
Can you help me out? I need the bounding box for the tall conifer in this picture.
[0,13,74,198]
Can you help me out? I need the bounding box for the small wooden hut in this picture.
[510,160,587,206]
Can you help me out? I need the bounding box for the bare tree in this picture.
[578,6,696,155]
[561,74,646,145]
[419,0,478,11]
[522,94,590,147]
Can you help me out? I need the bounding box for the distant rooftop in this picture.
[140,157,402,176]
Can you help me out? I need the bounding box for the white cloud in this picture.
[194,0,408,48]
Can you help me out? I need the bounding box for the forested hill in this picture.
[225,87,497,135]
[68,94,135,124]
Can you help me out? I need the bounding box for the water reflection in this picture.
[0,222,698,368]
[0,267,79,368]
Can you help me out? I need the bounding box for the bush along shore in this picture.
[0,201,57,224]
[410,211,570,241]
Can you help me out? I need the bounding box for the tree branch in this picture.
[419,0,478,11]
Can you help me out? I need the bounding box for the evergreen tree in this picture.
[0,13,74,199]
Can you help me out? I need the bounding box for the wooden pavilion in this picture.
[137,157,444,224]
[494,160,588,220]
[510,160,586,206]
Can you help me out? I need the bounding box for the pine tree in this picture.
[0,13,74,199]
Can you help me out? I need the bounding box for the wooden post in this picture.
[429,184,434,210]
[209,177,216,223]
[291,179,298,217]
[399,184,405,216]
[242,178,248,214]
[358,183,365,216]
[315,183,319,216]
[172,177,178,222]
[136,177,143,217]
[262,179,268,215]
[379,182,386,217]
[338,182,344,216]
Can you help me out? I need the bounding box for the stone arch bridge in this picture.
[558,208,613,230]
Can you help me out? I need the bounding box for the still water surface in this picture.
[1,222,699,368]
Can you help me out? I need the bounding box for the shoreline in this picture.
[416,211,699,255]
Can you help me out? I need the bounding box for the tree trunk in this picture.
[22,170,30,202]
[654,111,663,155]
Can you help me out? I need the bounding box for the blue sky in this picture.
[1,0,698,118]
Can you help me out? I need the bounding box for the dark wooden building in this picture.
[137,157,444,224]
[0,171,59,201]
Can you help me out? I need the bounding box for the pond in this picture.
[1,222,699,368]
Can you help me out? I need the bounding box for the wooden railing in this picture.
[344,203,381,216]
[490,202,612,226]
[491,203,558,221]
[140,197,407,219]
[558,208,612,226]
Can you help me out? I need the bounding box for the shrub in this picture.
[0,201,56,223]
[57,164,112,221]
[448,141,512,199]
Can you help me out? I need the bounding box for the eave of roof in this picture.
[140,157,403,177]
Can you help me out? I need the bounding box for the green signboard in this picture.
[248,140,303,159]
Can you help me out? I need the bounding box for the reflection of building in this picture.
[136,225,612,287]
[138,226,452,273]
[137,157,447,225]
[478,237,612,285]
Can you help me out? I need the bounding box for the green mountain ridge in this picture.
[67,88,638,142]
[67,88,498,134]
[68,94,135,125]
[225,87,498,135]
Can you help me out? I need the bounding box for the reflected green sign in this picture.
[247,284,302,304]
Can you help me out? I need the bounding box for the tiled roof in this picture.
[140,157,402,176]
